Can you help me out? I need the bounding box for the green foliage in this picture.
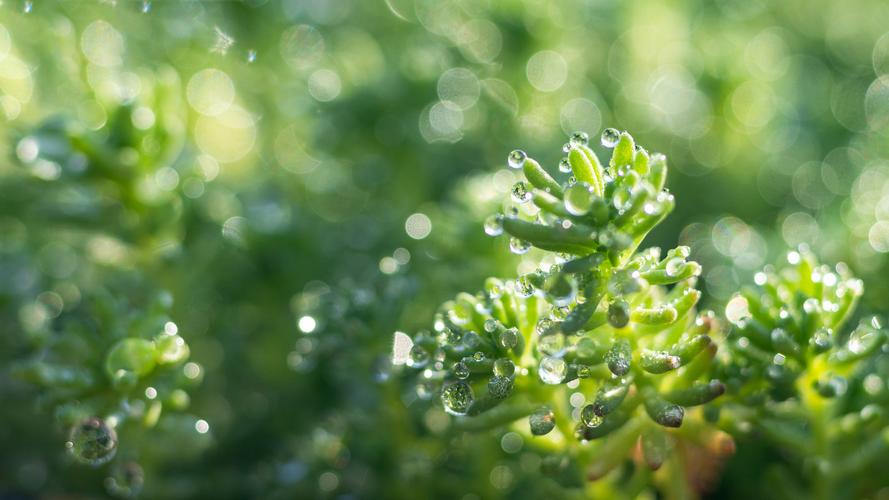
[717,248,889,499]
[402,130,731,494]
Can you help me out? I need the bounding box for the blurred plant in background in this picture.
[1,0,889,498]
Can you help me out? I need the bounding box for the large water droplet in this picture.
[484,214,504,236]
[538,356,567,384]
[564,183,593,216]
[558,158,572,173]
[407,345,430,368]
[569,131,589,148]
[67,417,118,466]
[581,404,603,428]
[509,237,531,255]
[529,407,555,435]
[511,181,532,204]
[498,328,519,349]
[515,275,535,298]
[441,381,474,416]
[601,128,620,148]
[507,150,527,169]
[538,332,566,357]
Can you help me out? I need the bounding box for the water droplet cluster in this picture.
[13,290,206,486]
[405,130,724,475]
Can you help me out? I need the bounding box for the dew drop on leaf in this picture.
[601,128,620,148]
[441,381,474,416]
[581,404,603,428]
[498,328,518,349]
[538,356,567,384]
[484,214,504,236]
[509,237,531,255]
[558,158,571,173]
[514,275,535,298]
[67,417,118,466]
[488,375,513,399]
[453,361,470,379]
[507,149,527,169]
[529,406,555,435]
[564,183,593,216]
[511,181,531,204]
[407,345,430,368]
[569,131,589,148]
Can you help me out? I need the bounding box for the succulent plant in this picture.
[719,247,889,499]
[400,129,729,490]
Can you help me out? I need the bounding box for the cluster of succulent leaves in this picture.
[2,92,208,497]
[716,248,889,499]
[402,130,733,488]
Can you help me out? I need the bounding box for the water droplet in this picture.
[538,356,567,384]
[67,417,118,466]
[576,365,591,378]
[484,319,499,333]
[511,181,532,204]
[494,358,515,377]
[484,214,504,236]
[507,150,527,169]
[23,0,33,13]
[488,375,513,399]
[601,128,620,148]
[141,1,151,13]
[536,318,555,335]
[529,407,555,435]
[246,49,257,63]
[486,279,504,299]
[569,131,589,147]
[665,257,685,277]
[473,351,486,362]
[581,405,603,428]
[441,381,474,416]
[515,275,535,298]
[564,183,593,216]
[558,158,572,173]
[498,328,518,349]
[453,361,470,379]
[562,143,571,153]
[105,461,144,498]
[607,300,630,328]
[538,332,566,357]
[509,237,531,255]
[550,306,570,321]
[463,331,481,349]
[407,345,430,368]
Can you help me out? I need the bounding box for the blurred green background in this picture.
[2,0,889,498]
